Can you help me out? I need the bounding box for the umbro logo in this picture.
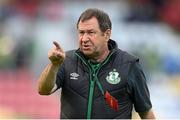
[70,72,79,80]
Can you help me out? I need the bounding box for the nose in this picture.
[81,33,89,42]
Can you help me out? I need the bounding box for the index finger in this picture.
[53,41,62,50]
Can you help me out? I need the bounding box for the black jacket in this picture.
[55,39,152,119]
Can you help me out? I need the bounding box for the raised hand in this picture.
[48,41,65,66]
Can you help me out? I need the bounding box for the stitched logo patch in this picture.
[106,69,121,84]
[70,72,79,80]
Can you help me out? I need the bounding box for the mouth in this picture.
[82,44,91,50]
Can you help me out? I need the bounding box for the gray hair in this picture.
[77,8,112,32]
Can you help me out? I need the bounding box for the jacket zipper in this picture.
[75,51,114,119]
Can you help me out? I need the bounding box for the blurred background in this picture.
[0,0,180,119]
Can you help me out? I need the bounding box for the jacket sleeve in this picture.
[127,62,152,112]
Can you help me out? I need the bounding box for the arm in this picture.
[38,63,60,95]
[38,41,65,95]
[128,62,156,119]
[138,109,156,119]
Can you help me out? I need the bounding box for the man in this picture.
[38,8,155,119]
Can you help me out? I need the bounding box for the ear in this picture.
[104,29,111,41]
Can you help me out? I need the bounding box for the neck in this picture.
[89,48,110,63]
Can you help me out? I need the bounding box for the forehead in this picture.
[78,17,100,30]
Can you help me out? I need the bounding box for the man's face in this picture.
[77,17,109,58]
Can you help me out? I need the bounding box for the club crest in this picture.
[106,69,121,84]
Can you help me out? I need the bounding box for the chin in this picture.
[82,51,92,56]
[83,51,91,56]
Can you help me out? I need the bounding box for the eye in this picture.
[79,31,84,35]
[88,31,95,35]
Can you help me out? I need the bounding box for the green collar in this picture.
[88,60,101,71]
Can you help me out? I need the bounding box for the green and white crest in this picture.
[106,69,121,84]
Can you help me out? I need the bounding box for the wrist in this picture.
[49,63,61,73]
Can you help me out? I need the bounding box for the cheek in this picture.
[97,39,106,48]
[78,41,82,47]
[79,35,82,40]
[78,37,82,44]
